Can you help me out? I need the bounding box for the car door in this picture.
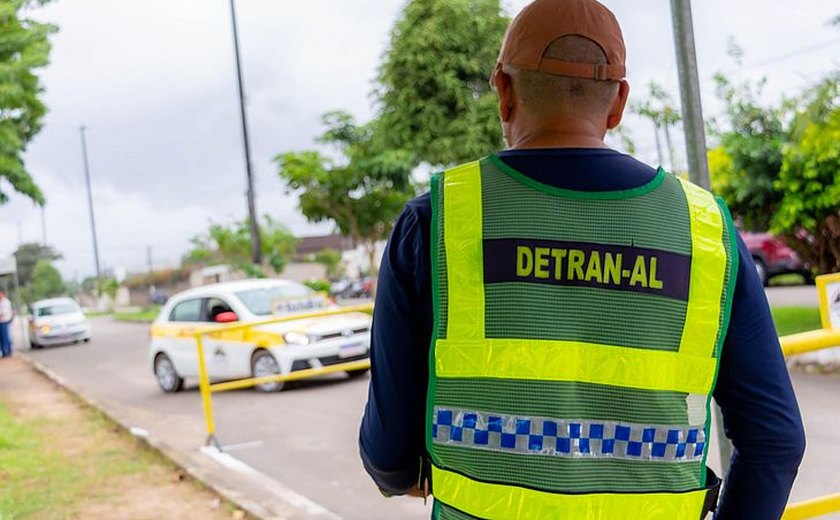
[164,298,205,378]
[201,296,251,380]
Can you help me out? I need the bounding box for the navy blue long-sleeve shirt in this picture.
[360,148,805,518]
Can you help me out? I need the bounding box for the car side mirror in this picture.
[215,311,238,323]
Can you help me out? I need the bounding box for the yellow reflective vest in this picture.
[426,156,738,519]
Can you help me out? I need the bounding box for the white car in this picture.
[29,297,92,349]
[148,279,371,393]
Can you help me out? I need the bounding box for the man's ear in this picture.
[492,66,516,122]
[606,80,630,130]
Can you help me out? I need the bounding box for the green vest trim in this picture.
[488,153,667,200]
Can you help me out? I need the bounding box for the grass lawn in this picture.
[767,273,807,287]
[771,306,823,337]
[0,401,154,516]
[84,310,113,318]
[0,360,240,518]
[114,305,160,323]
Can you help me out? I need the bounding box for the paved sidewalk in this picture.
[765,286,820,307]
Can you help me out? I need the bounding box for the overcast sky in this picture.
[0,0,837,279]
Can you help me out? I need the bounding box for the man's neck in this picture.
[509,132,607,150]
[507,122,607,150]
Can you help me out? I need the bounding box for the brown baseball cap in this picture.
[496,0,626,81]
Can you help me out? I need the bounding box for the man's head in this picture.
[491,0,630,148]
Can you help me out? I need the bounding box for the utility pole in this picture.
[670,0,710,189]
[146,245,155,296]
[146,245,153,277]
[80,126,102,284]
[228,0,262,265]
[670,0,731,475]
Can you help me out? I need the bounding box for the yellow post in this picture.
[209,358,371,393]
[195,334,218,447]
[783,493,840,519]
[780,329,840,357]
[191,303,375,446]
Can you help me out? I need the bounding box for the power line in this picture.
[721,37,840,75]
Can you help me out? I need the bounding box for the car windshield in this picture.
[36,302,80,316]
[234,284,324,316]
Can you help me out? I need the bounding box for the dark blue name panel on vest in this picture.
[483,238,691,301]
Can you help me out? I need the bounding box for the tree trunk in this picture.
[365,241,379,298]
[663,123,676,172]
[653,123,664,168]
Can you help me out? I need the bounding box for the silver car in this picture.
[29,297,92,349]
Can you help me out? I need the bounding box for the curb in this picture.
[21,354,278,520]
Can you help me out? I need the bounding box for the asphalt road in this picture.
[15,286,839,517]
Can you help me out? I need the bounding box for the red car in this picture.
[739,231,812,286]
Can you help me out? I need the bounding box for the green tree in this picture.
[631,82,682,171]
[708,74,788,231]
[13,242,61,287]
[80,276,98,294]
[375,0,509,166]
[276,111,415,279]
[29,259,64,300]
[314,248,344,280]
[772,74,840,274]
[183,215,297,278]
[98,277,119,300]
[0,0,57,204]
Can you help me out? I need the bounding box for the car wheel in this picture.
[346,369,370,379]
[753,257,769,286]
[83,338,91,343]
[154,353,184,393]
[30,340,41,350]
[251,350,284,393]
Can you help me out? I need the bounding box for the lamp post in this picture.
[669,0,731,475]
[79,126,102,284]
[228,0,262,265]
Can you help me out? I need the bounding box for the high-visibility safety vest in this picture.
[426,155,739,519]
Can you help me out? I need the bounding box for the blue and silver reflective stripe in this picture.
[432,407,706,463]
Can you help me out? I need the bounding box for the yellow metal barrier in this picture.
[189,278,840,517]
[780,329,840,357]
[780,273,840,518]
[780,325,840,518]
[193,303,374,447]
[784,493,840,520]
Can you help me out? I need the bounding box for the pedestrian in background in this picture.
[360,0,805,518]
[0,290,14,358]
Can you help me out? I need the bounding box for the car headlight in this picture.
[40,325,51,334]
[283,332,310,345]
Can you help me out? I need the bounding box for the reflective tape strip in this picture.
[432,466,708,519]
[677,178,727,358]
[435,338,717,394]
[432,407,706,463]
[443,161,485,340]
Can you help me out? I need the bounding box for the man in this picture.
[0,290,13,358]
[360,0,805,518]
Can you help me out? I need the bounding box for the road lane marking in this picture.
[221,440,264,452]
[200,445,340,519]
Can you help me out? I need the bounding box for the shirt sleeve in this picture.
[359,198,433,495]
[713,235,806,518]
